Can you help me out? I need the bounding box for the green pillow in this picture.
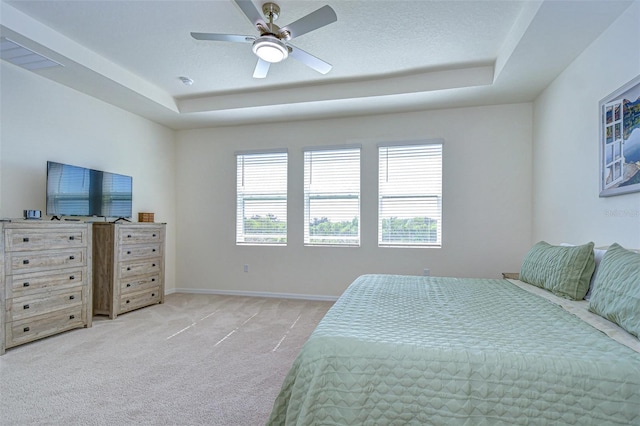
[519,241,595,300]
[588,243,640,338]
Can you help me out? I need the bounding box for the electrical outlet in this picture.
[243,264,249,273]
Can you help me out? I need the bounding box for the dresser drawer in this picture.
[118,227,164,245]
[120,274,161,295]
[6,268,85,299]
[7,287,85,322]
[119,259,161,279]
[5,228,88,252]
[5,306,85,349]
[6,249,86,275]
[118,244,161,261]
[120,288,162,314]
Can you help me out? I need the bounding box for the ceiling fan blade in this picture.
[234,0,267,30]
[253,58,271,78]
[280,5,337,40]
[288,45,332,74]
[191,32,255,43]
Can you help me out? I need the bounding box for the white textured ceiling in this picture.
[0,0,633,129]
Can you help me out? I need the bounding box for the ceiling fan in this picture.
[191,0,337,78]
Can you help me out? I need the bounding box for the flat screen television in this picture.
[46,161,132,218]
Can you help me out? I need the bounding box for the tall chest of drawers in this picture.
[92,222,165,319]
[0,221,92,354]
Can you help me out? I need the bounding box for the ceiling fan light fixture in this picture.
[252,36,288,63]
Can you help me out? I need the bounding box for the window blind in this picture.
[236,151,287,245]
[378,142,442,247]
[304,147,360,246]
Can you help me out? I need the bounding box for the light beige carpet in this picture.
[0,293,333,425]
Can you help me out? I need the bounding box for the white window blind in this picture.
[379,142,442,247]
[236,151,287,245]
[304,147,360,246]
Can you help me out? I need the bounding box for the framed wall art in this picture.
[599,74,640,197]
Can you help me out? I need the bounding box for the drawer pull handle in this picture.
[23,304,30,310]
[69,275,75,280]
[24,327,30,332]
[23,259,30,265]
[153,234,157,237]
[69,236,75,241]
[126,283,131,287]
[69,295,75,300]
[126,300,130,304]
[69,255,75,260]
[127,251,131,255]
[23,282,30,287]
[70,315,75,320]
[127,234,132,238]
[152,263,156,267]
[127,267,131,271]
[23,237,30,242]
[152,293,155,297]
[152,278,156,282]
[152,249,156,252]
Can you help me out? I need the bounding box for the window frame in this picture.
[235,149,288,246]
[378,140,443,248]
[303,145,362,247]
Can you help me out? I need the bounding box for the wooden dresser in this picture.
[92,222,165,319]
[0,221,92,354]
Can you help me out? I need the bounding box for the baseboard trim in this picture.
[166,287,338,302]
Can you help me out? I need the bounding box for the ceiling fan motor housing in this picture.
[258,3,291,40]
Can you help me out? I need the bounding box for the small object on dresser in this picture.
[23,210,41,220]
[138,212,154,223]
[502,272,520,280]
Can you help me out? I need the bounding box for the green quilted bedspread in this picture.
[267,275,640,425]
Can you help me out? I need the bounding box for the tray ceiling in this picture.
[0,0,633,129]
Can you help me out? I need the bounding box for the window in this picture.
[236,150,287,245]
[602,100,625,189]
[304,146,361,246]
[378,142,443,247]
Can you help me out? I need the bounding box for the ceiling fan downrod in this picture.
[262,2,281,34]
[262,2,280,21]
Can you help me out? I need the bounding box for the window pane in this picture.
[379,143,442,247]
[304,148,360,246]
[236,152,287,245]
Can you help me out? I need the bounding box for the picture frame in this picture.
[599,74,640,197]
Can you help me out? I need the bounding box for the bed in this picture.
[268,243,640,425]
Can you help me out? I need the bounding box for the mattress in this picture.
[268,274,640,425]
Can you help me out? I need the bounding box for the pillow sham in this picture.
[585,248,608,300]
[588,243,640,338]
[519,241,595,300]
[560,243,607,299]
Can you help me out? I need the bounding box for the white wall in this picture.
[533,2,640,249]
[0,62,178,291]
[175,104,533,298]
[2,3,636,302]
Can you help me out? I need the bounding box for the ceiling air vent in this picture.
[0,37,63,71]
